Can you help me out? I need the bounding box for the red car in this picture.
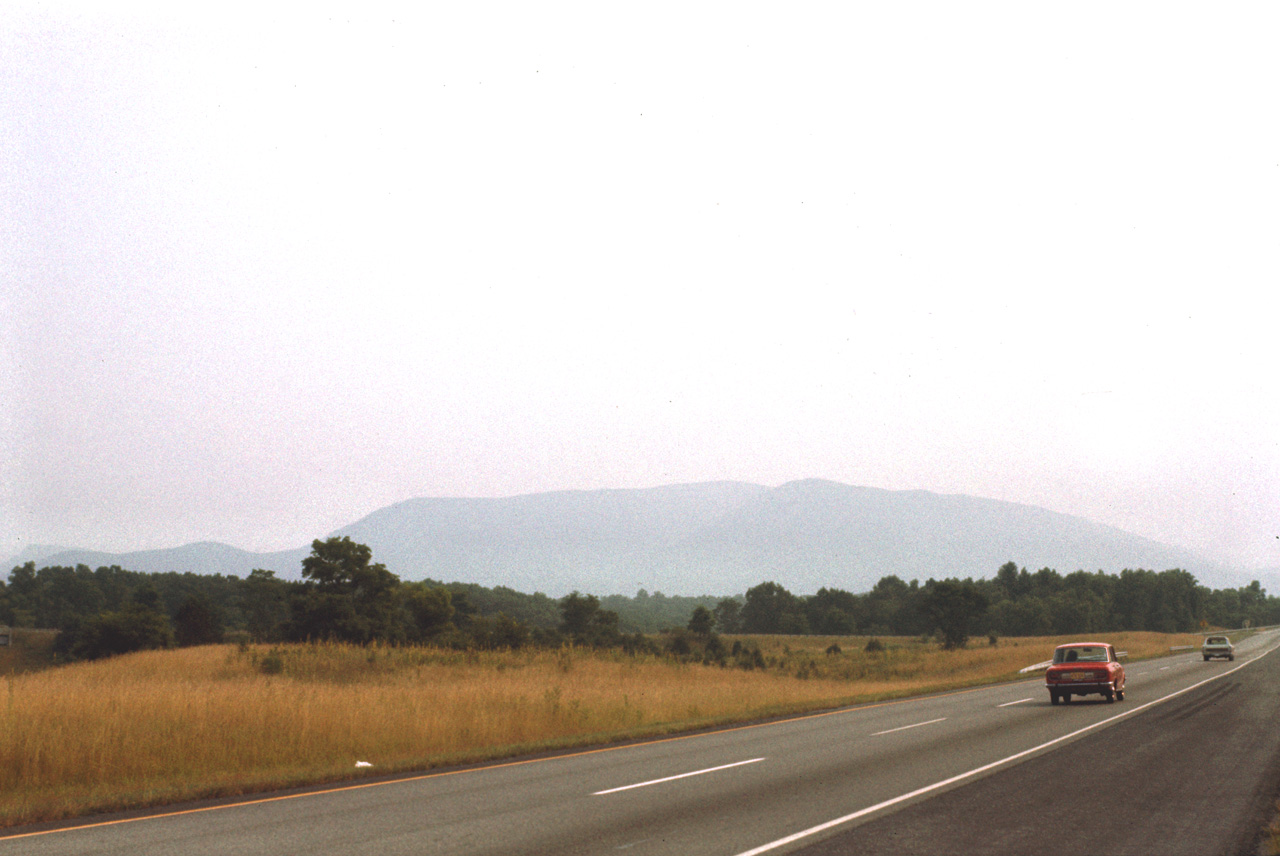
[1045,642,1125,705]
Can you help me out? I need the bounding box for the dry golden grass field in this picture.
[1,631,1204,829]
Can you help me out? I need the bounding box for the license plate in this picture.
[1069,672,1092,681]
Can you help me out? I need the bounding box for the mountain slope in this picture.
[331,479,1236,595]
[9,542,310,581]
[6,480,1252,596]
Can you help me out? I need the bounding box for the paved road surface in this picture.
[4,630,1278,855]
[796,633,1280,855]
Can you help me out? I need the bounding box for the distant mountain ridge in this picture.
[5,480,1263,596]
[5,541,311,582]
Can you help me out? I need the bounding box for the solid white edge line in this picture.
[997,698,1034,707]
[731,646,1275,856]
[871,717,947,736]
[593,758,765,795]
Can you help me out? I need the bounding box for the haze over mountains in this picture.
[7,480,1270,597]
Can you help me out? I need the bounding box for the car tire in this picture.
[1061,693,1071,704]
[1116,689,1124,701]
[1050,692,1059,705]
[1105,690,1115,703]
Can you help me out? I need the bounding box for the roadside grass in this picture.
[741,631,1203,685]
[0,631,1205,829]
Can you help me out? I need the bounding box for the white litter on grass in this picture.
[355,761,373,768]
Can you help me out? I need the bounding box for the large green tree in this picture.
[287,537,404,643]
[919,578,989,649]
[403,582,456,641]
[687,605,715,636]
[558,592,622,647]
[805,587,861,635]
[712,598,742,634]
[241,568,290,642]
[741,582,807,634]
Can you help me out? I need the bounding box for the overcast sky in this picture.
[3,4,1278,573]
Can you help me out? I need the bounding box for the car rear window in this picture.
[1054,646,1108,663]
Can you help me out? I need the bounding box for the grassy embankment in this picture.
[1,631,1202,829]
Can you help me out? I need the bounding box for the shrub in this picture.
[665,629,693,656]
[731,643,766,670]
[54,605,174,661]
[864,638,886,654]
[259,649,285,675]
[620,633,660,656]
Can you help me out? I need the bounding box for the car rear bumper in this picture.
[1046,681,1114,694]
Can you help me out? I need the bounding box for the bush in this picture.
[466,613,530,650]
[259,649,285,675]
[731,643,766,670]
[621,632,660,656]
[864,637,886,653]
[665,629,693,656]
[55,605,174,661]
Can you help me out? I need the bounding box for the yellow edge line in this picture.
[1,681,1008,842]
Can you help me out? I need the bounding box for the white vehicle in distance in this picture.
[1201,635,1234,661]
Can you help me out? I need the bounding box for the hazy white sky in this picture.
[3,3,1278,571]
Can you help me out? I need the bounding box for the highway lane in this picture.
[796,630,1280,855]
[4,630,1278,856]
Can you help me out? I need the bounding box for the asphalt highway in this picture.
[796,630,1280,856]
[5,630,1279,856]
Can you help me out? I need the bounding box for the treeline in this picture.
[0,538,720,661]
[3,541,1277,661]
[719,563,1279,648]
